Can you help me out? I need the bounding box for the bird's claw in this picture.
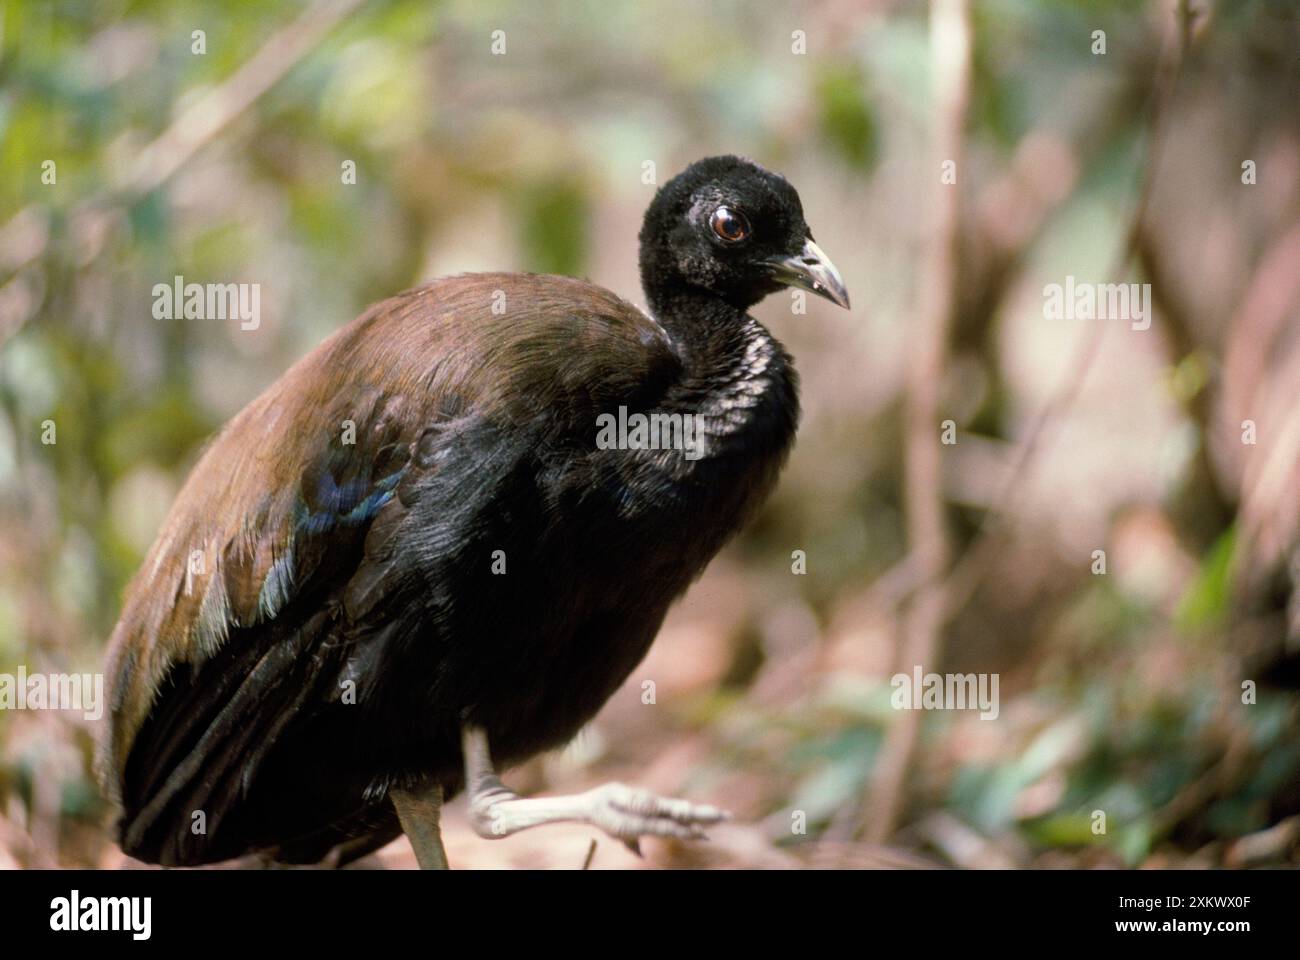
[583,782,730,850]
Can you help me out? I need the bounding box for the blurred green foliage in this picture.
[1,0,1297,868]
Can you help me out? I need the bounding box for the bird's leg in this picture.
[461,724,728,854]
[390,784,450,869]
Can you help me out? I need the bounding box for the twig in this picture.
[858,0,1200,843]
[939,0,1200,623]
[1137,223,1235,543]
[114,0,367,199]
[859,0,971,843]
[0,0,367,286]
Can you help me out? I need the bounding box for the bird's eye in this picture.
[709,207,751,244]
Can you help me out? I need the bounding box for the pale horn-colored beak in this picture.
[763,237,851,309]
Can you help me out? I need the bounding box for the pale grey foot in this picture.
[461,724,729,856]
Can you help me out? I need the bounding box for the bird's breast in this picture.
[587,324,800,575]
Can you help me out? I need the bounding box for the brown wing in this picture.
[99,273,679,857]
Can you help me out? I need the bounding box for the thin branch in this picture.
[858,0,1200,845]
[860,0,971,844]
[114,0,367,199]
[0,0,366,289]
[938,0,1200,623]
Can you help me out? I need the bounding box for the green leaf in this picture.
[519,178,590,277]
[1175,525,1237,632]
[815,63,878,172]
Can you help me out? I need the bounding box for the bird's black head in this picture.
[638,155,850,314]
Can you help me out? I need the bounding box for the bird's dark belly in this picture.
[223,490,725,863]
[408,470,744,776]
[133,426,787,863]
[367,439,779,788]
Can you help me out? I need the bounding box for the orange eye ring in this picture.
[710,206,751,243]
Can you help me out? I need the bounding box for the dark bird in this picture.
[99,155,850,868]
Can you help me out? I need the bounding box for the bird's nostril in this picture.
[801,257,819,266]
